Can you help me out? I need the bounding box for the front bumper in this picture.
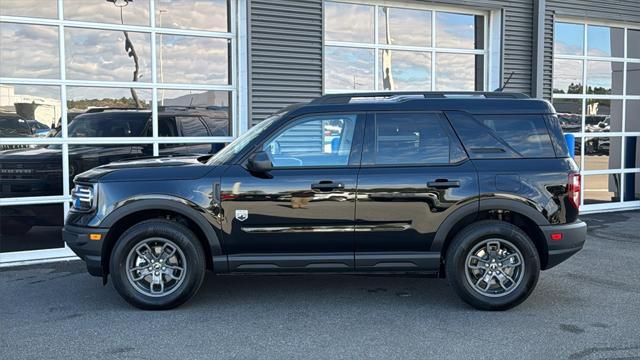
[63,224,108,277]
[540,220,587,269]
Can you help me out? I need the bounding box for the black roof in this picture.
[288,91,554,116]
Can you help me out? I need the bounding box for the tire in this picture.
[445,220,540,311]
[110,219,206,310]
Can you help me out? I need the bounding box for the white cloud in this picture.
[0,23,60,79]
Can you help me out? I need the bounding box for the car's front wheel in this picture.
[110,219,206,310]
[445,220,540,310]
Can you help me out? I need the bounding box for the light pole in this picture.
[107,0,142,108]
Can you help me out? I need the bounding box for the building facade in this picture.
[1,0,639,264]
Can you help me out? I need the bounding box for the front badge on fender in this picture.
[235,210,248,221]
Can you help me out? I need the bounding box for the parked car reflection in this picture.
[0,107,228,199]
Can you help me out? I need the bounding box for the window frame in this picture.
[0,0,248,262]
[322,0,492,94]
[361,111,466,168]
[552,17,640,213]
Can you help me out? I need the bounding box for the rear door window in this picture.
[364,112,466,166]
[476,115,556,157]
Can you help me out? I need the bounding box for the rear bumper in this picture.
[540,220,587,270]
[63,224,108,277]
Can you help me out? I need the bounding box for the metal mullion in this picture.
[580,21,587,188]
[152,83,235,91]
[230,29,238,136]
[0,196,69,207]
[336,0,486,16]
[0,138,67,145]
[0,78,234,91]
[150,0,158,156]
[0,15,60,26]
[431,10,437,91]
[154,27,234,39]
[581,169,625,176]
[58,0,71,222]
[555,54,626,62]
[374,4,379,91]
[0,78,64,86]
[580,201,640,214]
[155,137,234,144]
[433,47,497,55]
[484,14,489,91]
[0,16,235,39]
[230,0,238,140]
[553,93,628,100]
[65,138,155,144]
[584,132,627,137]
[237,0,249,134]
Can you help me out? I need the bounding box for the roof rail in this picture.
[84,107,147,113]
[310,91,529,104]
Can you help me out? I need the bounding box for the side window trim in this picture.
[256,112,365,170]
[362,111,465,167]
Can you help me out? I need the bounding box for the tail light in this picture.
[568,173,581,209]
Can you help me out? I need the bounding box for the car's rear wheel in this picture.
[445,220,540,310]
[110,219,206,310]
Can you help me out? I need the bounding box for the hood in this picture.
[75,155,214,183]
[0,146,60,161]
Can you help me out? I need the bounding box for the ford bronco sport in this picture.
[63,92,587,310]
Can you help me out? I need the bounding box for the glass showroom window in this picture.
[0,0,241,261]
[553,21,640,211]
[323,1,488,92]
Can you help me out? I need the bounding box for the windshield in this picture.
[208,112,282,165]
[65,112,148,137]
[0,116,32,137]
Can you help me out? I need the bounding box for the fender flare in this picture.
[430,198,549,253]
[100,196,224,270]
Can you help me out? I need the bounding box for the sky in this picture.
[323,3,481,91]
[0,1,230,101]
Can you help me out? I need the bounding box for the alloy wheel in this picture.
[125,238,187,297]
[464,238,525,297]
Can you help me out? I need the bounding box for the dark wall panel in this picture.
[249,0,323,125]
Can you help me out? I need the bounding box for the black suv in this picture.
[63,92,586,310]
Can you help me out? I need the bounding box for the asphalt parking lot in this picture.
[1,211,639,360]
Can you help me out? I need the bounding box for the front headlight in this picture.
[71,183,96,212]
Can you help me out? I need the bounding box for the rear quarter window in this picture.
[475,114,556,158]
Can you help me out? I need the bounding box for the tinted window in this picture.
[476,115,556,158]
[179,117,208,137]
[264,114,357,167]
[0,116,32,137]
[372,113,451,165]
[158,116,178,137]
[66,112,148,137]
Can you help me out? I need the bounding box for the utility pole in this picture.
[381,7,395,90]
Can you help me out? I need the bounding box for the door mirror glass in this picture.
[247,150,273,173]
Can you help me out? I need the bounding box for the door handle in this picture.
[311,181,344,191]
[427,179,460,189]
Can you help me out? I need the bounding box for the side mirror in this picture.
[247,150,273,173]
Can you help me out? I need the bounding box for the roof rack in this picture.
[310,91,529,104]
[84,107,147,113]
